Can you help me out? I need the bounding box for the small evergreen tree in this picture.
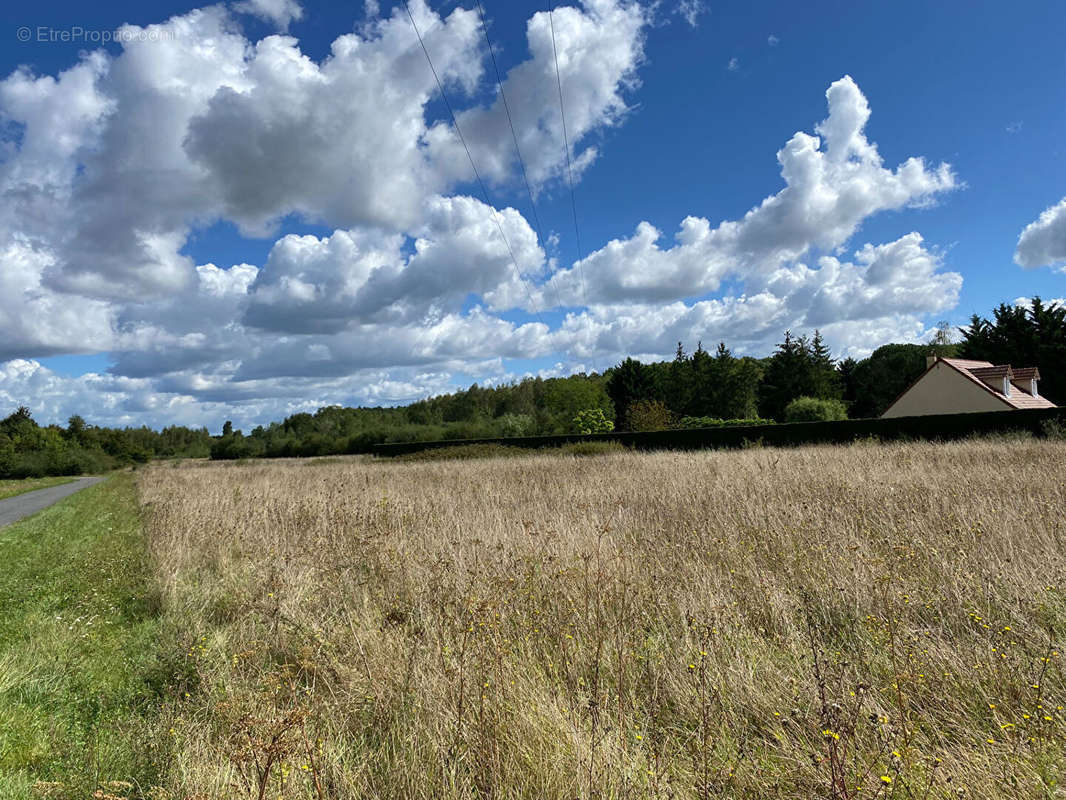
[665,342,694,417]
[759,330,844,420]
[606,358,659,428]
[759,331,807,420]
[808,330,842,399]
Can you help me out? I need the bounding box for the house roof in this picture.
[1005,388,1058,409]
[969,365,1012,380]
[1012,367,1041,381]
[937,358,994,369]
[938,358,1056,410]
[880,356,1057,417]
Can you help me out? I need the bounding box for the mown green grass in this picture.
[0,475,173,800]
[0,477,75,502]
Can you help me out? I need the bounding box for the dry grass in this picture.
[139,438,1066,799]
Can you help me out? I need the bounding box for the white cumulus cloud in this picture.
[1015,197,1066,269]
[428,0,648,190]
[0,6,969,428]
[540,75,957,307]
[243,194,547,332]
[233,0,304,30]
[0,0,649,308]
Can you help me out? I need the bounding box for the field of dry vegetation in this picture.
[139,438,1066,799]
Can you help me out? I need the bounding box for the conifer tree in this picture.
[960,297,1065,403]
[606,358,659,429]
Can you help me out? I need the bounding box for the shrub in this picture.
[625,399,673,432]
[784,396,848,423]
[571,408,615,435]
[210,434,265,461]
[498,413,535,437]
[1040,418,1065,440]
[441,421,499,441]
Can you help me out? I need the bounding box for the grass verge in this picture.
[0,474,172,800]
[0,477,76,502]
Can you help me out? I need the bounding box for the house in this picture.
[881,357,1057,418]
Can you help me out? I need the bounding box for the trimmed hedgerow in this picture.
[373,407,1066,457]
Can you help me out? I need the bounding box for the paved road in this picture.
[0,477,105,529]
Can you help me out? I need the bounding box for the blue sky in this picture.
[0,0,1064,430]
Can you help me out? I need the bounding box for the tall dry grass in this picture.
[140,438,1066,799]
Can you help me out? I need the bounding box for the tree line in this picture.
[0,407,211,479]
[2,297,1062,471]
[213,296,1063,459]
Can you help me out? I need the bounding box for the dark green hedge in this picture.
[372,407,1066,457]
[675,416,775,429]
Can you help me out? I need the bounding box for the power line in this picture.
[473,0,564,314]
[549,2,599,373]
[548,4,586,285]
[402,0,548,331]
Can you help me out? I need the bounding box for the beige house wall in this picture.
[882,362,1010,418]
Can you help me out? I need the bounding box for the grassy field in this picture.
[138,437,1066,799]
[0,475,172,800]
[0,476,74,501]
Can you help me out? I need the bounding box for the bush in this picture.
[440,421,499,441]
[784,396,848,423]
[1040,418,1065,440]
[625,400,673,432]
[210,434,265,461]
[498,413,535,437]
[572,408,614,435]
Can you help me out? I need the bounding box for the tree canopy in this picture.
[960,297,1065,404]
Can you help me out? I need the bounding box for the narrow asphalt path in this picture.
[0,477,105,529]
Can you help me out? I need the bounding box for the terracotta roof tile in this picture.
[1003,391,1056,410]
[969,365,1013,380]
[940,358,995,369]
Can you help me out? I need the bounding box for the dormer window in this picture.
[1011,367,1041,397]
[970,365,1014,396]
